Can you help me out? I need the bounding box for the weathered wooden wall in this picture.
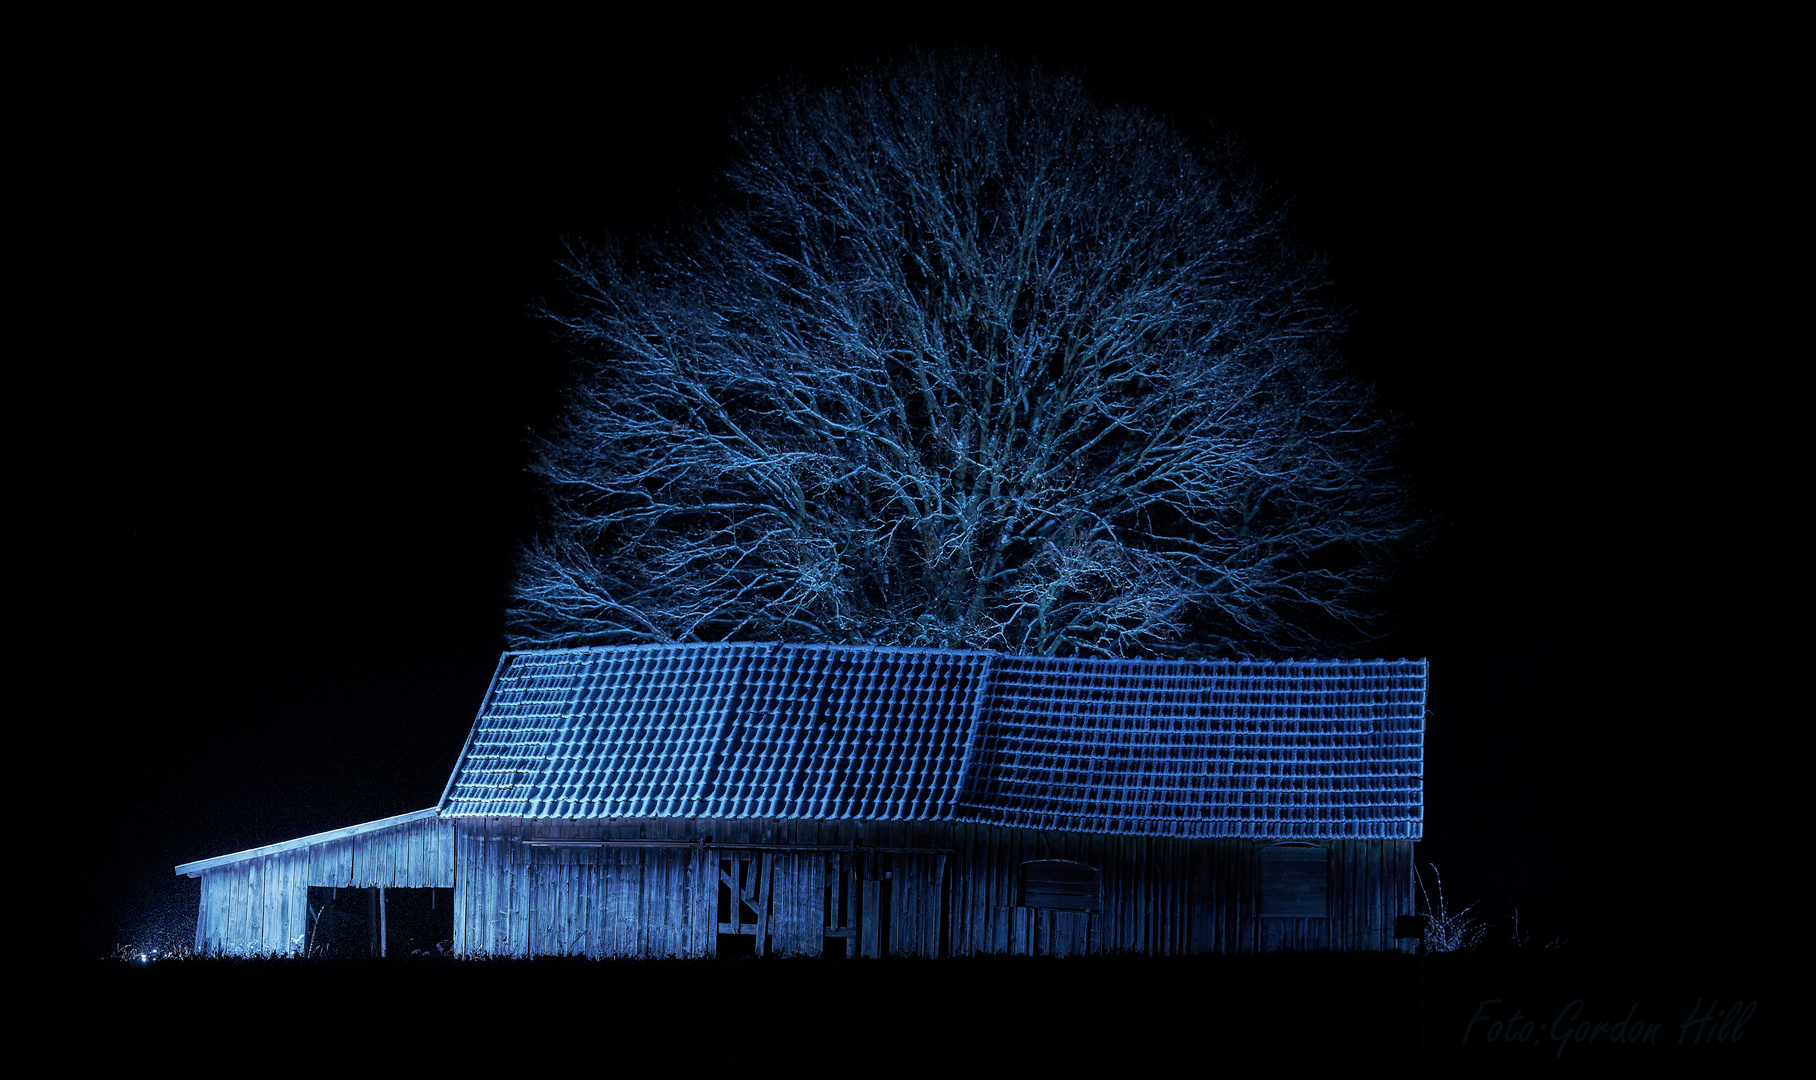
[456,817,708,959]
[452,817,947,958]
[197,851,311,956]
[194,815,455,955]
[1327,837,1418,951]
[451,817,1413,959]
[946,829,1413,956]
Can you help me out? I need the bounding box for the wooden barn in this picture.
[177,643,1426,957]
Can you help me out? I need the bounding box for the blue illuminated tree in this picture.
[513,52,1423,658]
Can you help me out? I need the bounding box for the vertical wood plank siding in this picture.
[196,814,1411,958]
[194,816,456,955]
[445,817,1414,958]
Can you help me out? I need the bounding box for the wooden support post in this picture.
[754,854,773,955]
[845,861,857,958]
[379,886,388,958]
[861,879,881,959]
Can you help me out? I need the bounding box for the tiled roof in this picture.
[439,644,1425,839]
[701,645,992,820]
[954,655,1426,839]
[442,644,759,818]
[439,644,992,821]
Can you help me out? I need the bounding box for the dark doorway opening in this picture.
[305,887,453,957]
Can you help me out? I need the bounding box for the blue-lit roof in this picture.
[439,644,1425,840]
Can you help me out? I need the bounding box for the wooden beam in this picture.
[754,854,773,955]
[525,839,953,854]
[860,879,880,958]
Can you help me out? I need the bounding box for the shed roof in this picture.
[174,807,441,876]
[439,644,1425,840]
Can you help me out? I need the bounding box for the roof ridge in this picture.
[503,640,1426,666]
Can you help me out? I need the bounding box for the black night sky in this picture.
[63,9,1773,1004]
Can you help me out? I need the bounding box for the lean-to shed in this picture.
[178,643,1426,957]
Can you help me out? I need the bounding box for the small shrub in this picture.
[1413,864,1485,952]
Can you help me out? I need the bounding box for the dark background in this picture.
[56,8,1774,973]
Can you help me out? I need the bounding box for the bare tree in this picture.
[513,52,1423,658]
